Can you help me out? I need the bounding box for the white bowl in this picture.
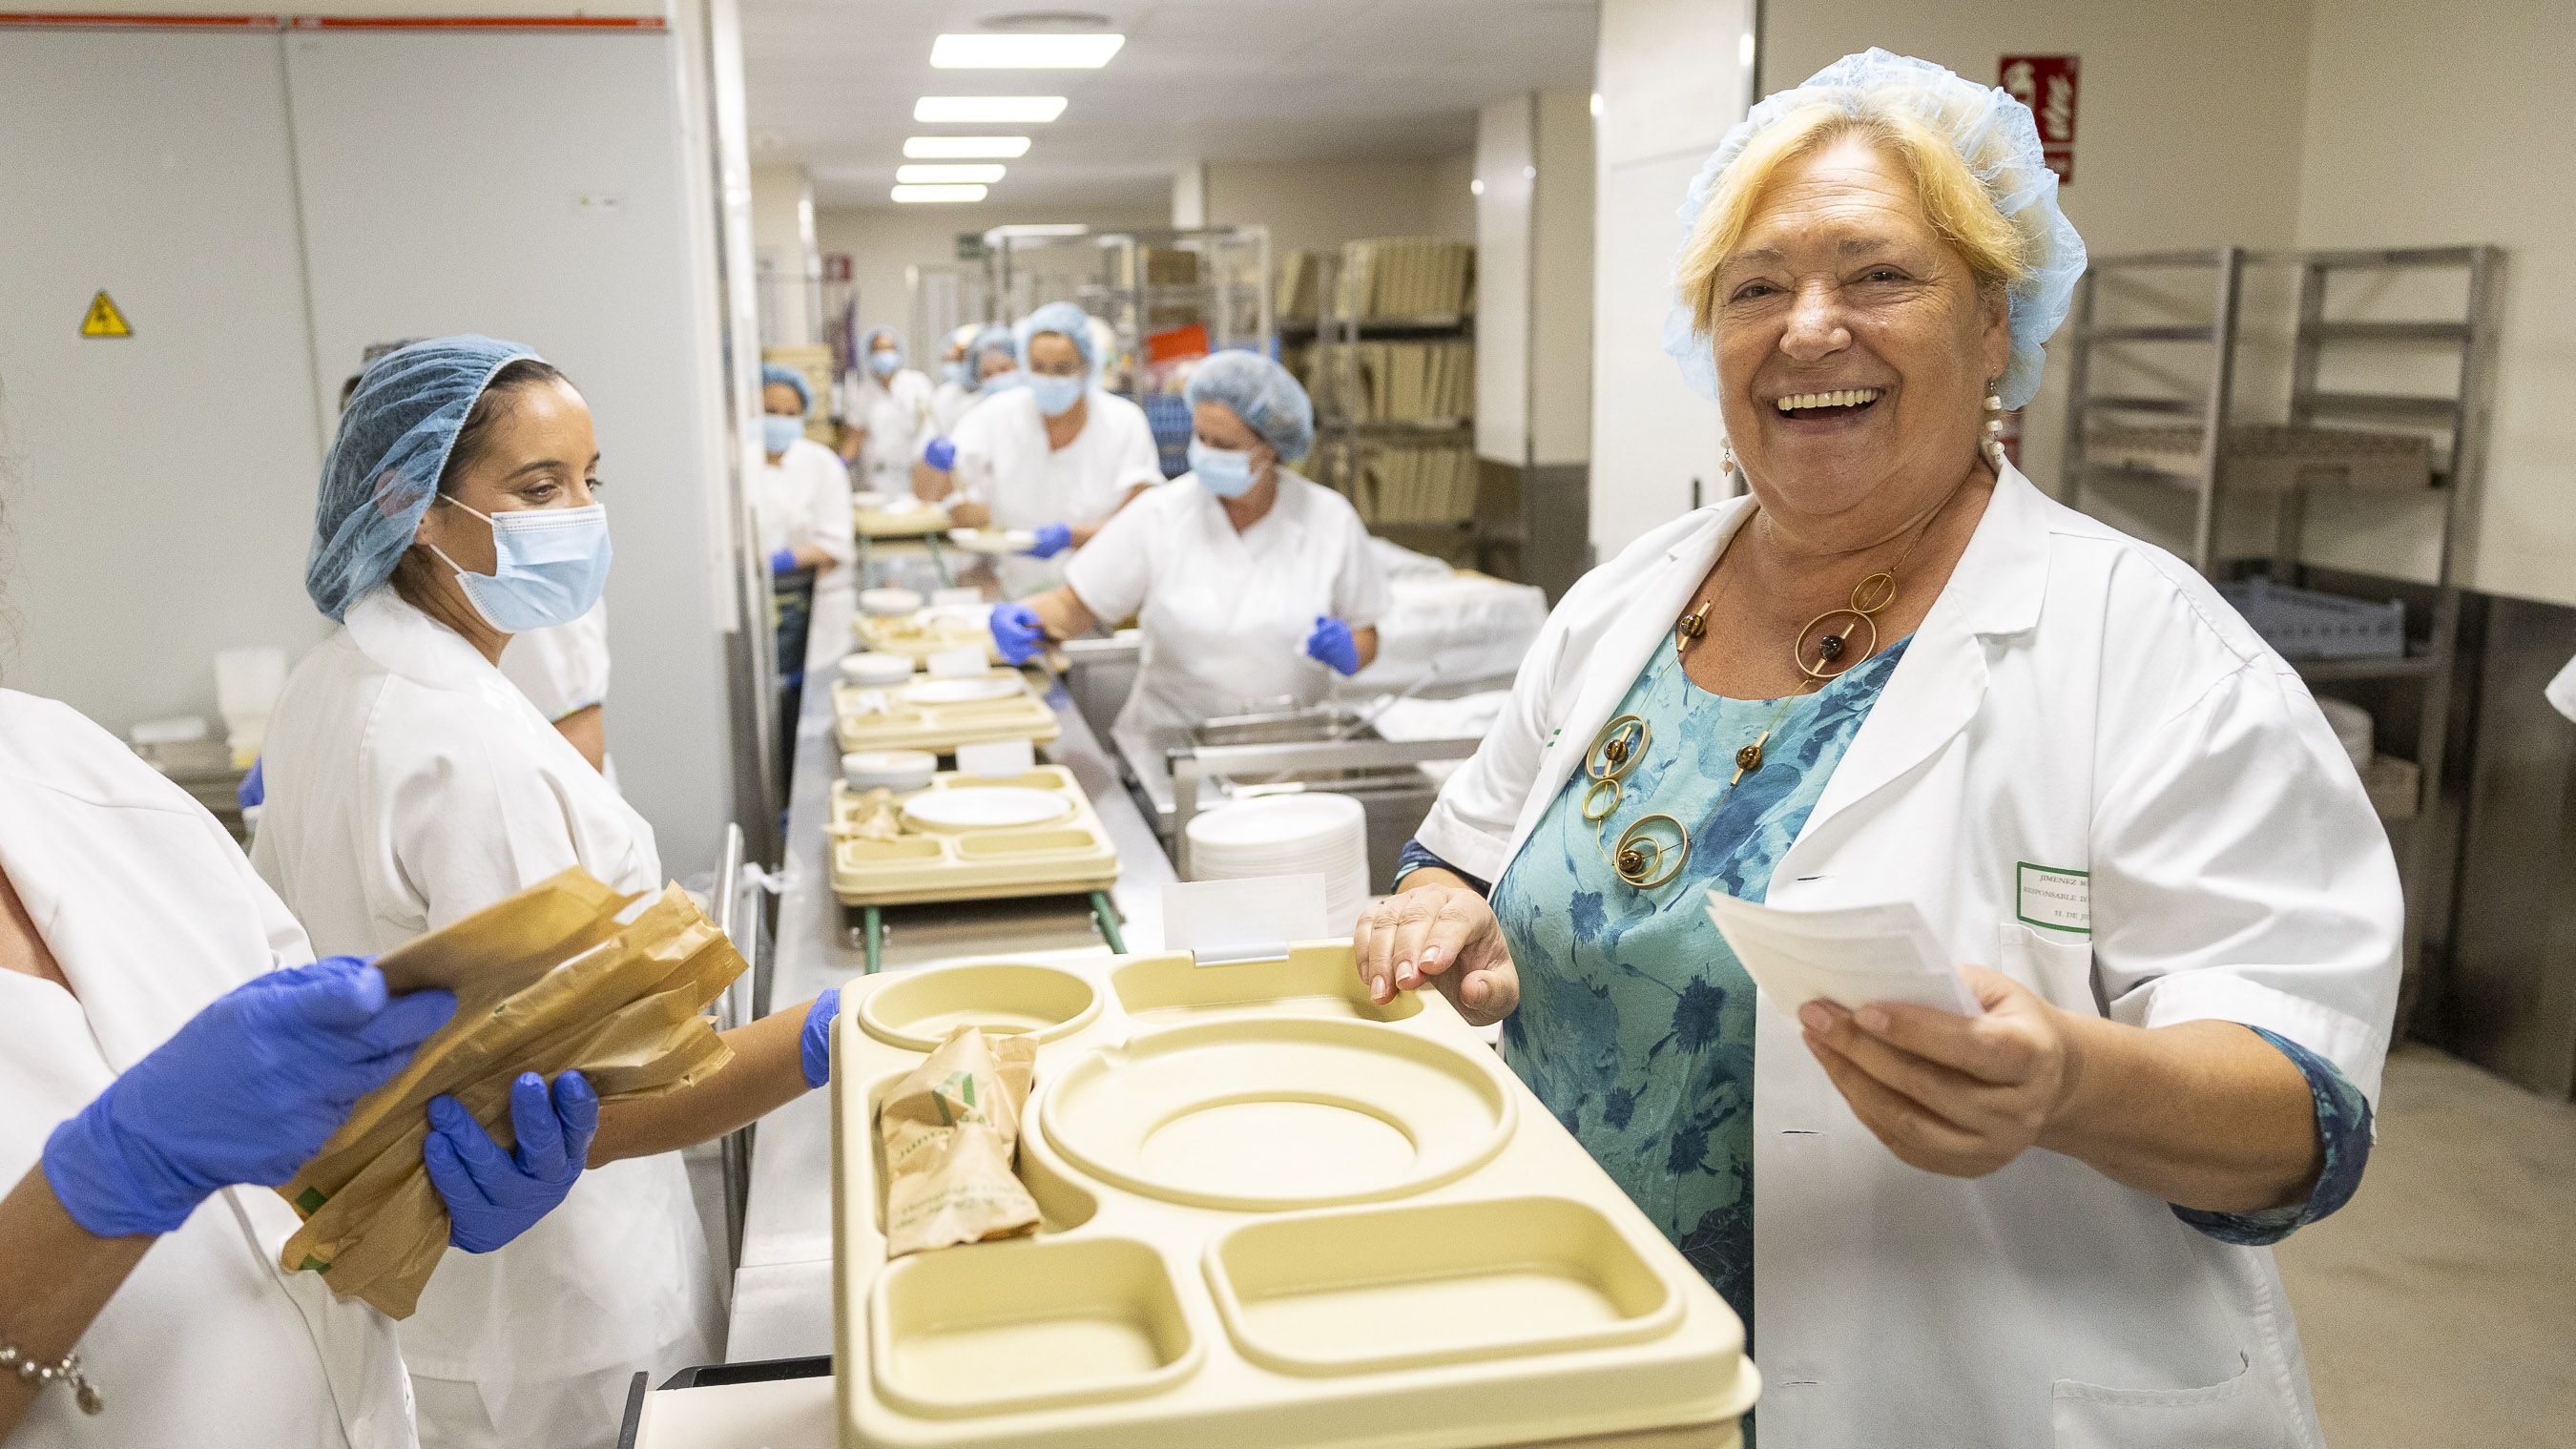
[860,588,924,617]
[842,750,939,793]
[839,652,915,687]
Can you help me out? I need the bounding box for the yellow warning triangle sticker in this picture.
[80,291,133,339]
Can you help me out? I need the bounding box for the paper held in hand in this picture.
[1703,891,1982,1018]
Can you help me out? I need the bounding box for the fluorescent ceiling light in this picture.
[898,163,1007,184]
[931,32,1124,69]
[904,135,1031,159]
[891,184,989,204]
[914,96,1068,124]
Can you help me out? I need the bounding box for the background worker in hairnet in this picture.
[989,350,1386,760]
[835,326,934,500]
[944,301,1163,591]
[251,337,846,1449]
[912,323,1022,501]
[923,322,982,438]
[751,362,856,698]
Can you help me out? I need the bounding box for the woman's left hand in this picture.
[1797,966,2078,1179]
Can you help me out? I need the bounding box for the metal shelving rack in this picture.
[1299,250,1482,559]
[983,223,1274,399]
[2062,244,2503,1012]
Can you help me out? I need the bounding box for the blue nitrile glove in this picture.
[769,548,799,577]
[424,1070,598,1253]
[800,988,842,1089]
[989,603,1048,665]
[237,756,265,812]
[1305,615,1361,675]
[1023,522,1073,559]
[923,437,957,472]
[42,957,456,1237]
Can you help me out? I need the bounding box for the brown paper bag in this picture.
[276,870,746,1318]
[879,1027,1041,1256]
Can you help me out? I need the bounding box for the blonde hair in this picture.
[1675,101,2032,338]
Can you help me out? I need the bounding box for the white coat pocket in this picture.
[2052,1352,2291,1449]
[1998,921,2100,1015]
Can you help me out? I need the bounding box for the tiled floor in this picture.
[2275,1045,2576,1446]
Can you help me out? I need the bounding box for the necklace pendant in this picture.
[1733,740,1763,779]
[1818,633,1846,662]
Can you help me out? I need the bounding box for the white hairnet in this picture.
[968,323,1017,371]
[945,322,979,353]
[759,362,812,414]
[1183,350,1315,463]
[1663,47,2087,411]
[1015,300,1094,372]
[862,326,905,363]
[304,334,543,621]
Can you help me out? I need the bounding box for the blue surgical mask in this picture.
[944,362,972,388]
[760,414,803,456]
[868,352,900,379]
[1189,440,1258,498]
[1028,374,1085,418]
[428,498,613,634]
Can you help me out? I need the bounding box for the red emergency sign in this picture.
[2000,55,2078,184]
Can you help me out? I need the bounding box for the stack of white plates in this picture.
[1184,794,1371,934]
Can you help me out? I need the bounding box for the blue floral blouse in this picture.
[1396,636,2372,1337]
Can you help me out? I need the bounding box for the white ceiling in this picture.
[740,0,1598,209]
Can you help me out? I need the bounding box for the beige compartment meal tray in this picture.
[827,766,1119,908]
[829,943,1758,1449]
[2088,421,2435,490]
[833,671,1062,756]
[856,501,955,538]
[854,611,1006,665]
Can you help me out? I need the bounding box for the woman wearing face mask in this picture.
[835,327,934,500]
[924,323,982,439]
[751,362,858,692]
[250,337,845,1449]
[944,302,1163,590]
[987,350,1386,759]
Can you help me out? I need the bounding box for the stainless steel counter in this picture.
[725,582,1177,1362]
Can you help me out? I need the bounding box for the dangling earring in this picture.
[1719,437,1738,478]
[1983,383,2009,470]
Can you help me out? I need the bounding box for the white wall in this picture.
[2292,0,2573,608]
[1427,153,1479,245]
[749,162,819,349]
[1589,0,1755,557]
[1529,90,1594,468]
[1476,94,1535,465]
[1202,156,1468,260]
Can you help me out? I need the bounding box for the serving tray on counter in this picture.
[856,501,954,539]
[826,767,1119,909]
[828,944,1758,1449]
[853,609,1005,665]
[832,669,1062,756]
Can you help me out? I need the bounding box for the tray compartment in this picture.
[869,1236,1199,1417]
[1038,1017,1513,1211]
[1111,944,1422,1024]
[1206,1196,1682,1376]
[857,961,1104,1051]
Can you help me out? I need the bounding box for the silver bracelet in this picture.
[1,1342,103,1416]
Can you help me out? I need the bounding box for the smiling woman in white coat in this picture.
[250,336,845,1449]
[1354,52,2398,1449]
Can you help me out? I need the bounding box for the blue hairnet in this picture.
[304,334,542,622]
[968,323,1017,371]
[1184,350,1316,463]
[759,362,812,415]
[1663,48,2087,411]
[1014,301,1095,372]
[862,326,905,363]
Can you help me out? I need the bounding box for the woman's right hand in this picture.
[41,957,455,1237]
[1353,886,1519,1027]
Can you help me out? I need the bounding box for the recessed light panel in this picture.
[931,32,1124,69]
[913,96,1068,124]
[904,135,1032,159]
[891,184,990,203]
[897,164,1007,184]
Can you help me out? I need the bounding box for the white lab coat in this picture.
[925,378,976,439]
[2547,652,2576,722]
[838,368,934,497]
[251,590,717,1449]
[0,690,415,1449]
[1065,468,1390,762]
[498,603,617,793]
[1415,464,2399,1449]
[750,437,858,569]
[950,386,1162,524]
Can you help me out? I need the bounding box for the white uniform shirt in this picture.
[925,378,975,439]
[1067,468,1390,758]
[497,602,611,722]
[1414,464,2400,1448]
[839,368,934,498]
[949,385,1163,532]
[250,590,717,1409]
[0,691,414,1449]
[750,437,857,569]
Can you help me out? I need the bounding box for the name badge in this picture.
[2016,862,2090,934]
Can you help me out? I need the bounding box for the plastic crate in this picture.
[1140,393,1194,479]
[2216,577,2404,660]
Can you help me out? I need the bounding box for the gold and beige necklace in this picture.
[1581,505,1946,892]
